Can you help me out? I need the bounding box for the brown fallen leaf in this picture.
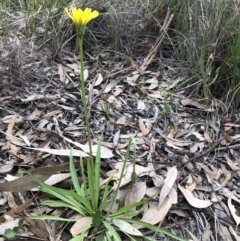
[103,79,119,93]
[202,223,211,241]
[25,147,89,158]
[21,94,60,102]
[58,133,113,158]
[70,217,92,237]
[27,219,49,240]
[157,131,192,148]
[0,197,34,224]
[113,130,120,147]
[140,198,172,225]
[228,198,240,226]
[139,119,152,136]
[204,131,212,143]
[125,182,146,208]
[0,174,50,192]
[0,161,14,173]
[94,73,103,86]
[229,225,240,241]
[159,166,177,208]
[218,224,233,241]
[24,109,42,121]
[181,98,213,111]
[2,114,18,150]
[178,184,212,208]
[185,230,200,241]
[58,63,66,83]
[0,162,82,192]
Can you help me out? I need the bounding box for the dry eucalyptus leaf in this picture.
[94,73,103,86]
[103,79,119,93]
[25,147,89,157]
[144,76,158,90]
[181,98,213,111]
[1,174,50,192]
[111,163,154,187]
[113,130,120,147]
[0,161,14,173]
[140,198,172,225]
[21,94,60,102]
[228,198,240,226]
[125,181,146,206]
[218,224,233,241]
[202,223,211,241]
[178,184,212,208]
[204,131,212,143]
[185,229,200,241]
[139,119,152,136]
[229,225,240,241]
[159,166,177,208]
[70,217,92,237]
[57,63,65,83]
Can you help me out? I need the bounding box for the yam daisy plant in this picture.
[64,7,99,164]
[23,6,189,241]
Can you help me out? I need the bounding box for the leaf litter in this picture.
[1,5,240,241]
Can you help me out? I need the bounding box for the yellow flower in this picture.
[65,7,99,27]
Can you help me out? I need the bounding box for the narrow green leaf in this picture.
[108,198,148,218]
[79,155,86,196]
[99,178,112,211]
[96,231,106,241]
[69,149,82,196]
[26,170,93,213]
[93,209,102,228]
[94,138,102,209]
[105,138,132,216]
[41,200,86,214]
[131,171,137,184]
[105,231,112,241]
[87,158,96,210]
[103,221,121,241]
[69,230,89,241]
[130,138,137,184]
[121,219,190,241]
[27,215,75,222]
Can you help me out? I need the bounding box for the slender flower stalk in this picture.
[65,7,99,166]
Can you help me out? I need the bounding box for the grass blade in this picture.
[103,221,122,241]
[69,149,82,196]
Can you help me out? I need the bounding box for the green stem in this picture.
[79,37,93,166]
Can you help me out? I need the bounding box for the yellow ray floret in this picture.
[65,7,99,26]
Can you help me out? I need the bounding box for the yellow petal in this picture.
[64,8,72,20]
[65,7,99,26]
[90,10,99,19]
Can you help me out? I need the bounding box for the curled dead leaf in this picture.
[228,198,240,226]
[178,184,212,208]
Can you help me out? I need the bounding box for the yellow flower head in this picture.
[65,7,99,27]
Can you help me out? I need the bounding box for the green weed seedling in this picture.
[5,220,25,239]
